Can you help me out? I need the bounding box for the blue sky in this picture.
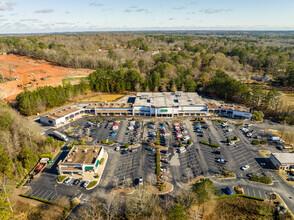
[0,0,293,33]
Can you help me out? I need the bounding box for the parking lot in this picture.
[212,121,266,178]
[31,115,294,208]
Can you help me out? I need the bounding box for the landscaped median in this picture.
[86,181,98,190]
[200,141,220,148]
[57,175,67,184]
[215,169,236,179]
[99,139,114,146]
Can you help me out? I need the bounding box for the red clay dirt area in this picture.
[0,54,93,103]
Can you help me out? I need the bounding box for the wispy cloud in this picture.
[124,8,148,13]
[0,1,15,11]
[89,2,103,7]
[20,18,41,22]
[186,0,197,5]
[172,6,185,10]
[35,8,54,13]
[169,17,175,20]
[200,8,233,14]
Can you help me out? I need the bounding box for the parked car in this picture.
[131,148,138,152]
[161,150,168,154]
[212,150,221,154]
[110,131,117,136]
[146,147,155,152]
[241,165,250,170]
[73,179,81,186]
[83,181,90,188]
[216,157,227,164]
[63,177,73,184]
[226,186,233,195]
[121,150,128,154]
[246,173,253,178]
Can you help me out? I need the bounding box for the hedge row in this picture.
[200,141,220,148]
[216,194,264,201]
[20,194,55,205]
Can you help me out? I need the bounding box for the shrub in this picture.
[99,158,104,164]
[107,141,114,145]
[101,139,107,144]
[252,140,260,145]
[168,204,187,220]
[252,111,264,121]
[227,138,231,143]
[187,139,192,145]
[260,176,272,184]
[156,141,160,145]
[79,140,87,145]
[200,141,209,145]
[69,141,79,148]
[58,175,67,182]
[209,143,220,148]
[73,124,79,128]
[82,114,89,117]
[94,174,99,178]
[159,184,164,191]
[125,144,129,148]
[65,131,74,135]
[40,153,53,160]
[260,140,267,145]
[236,123,243,127]
[87,181,98,188]
[233,136,238,140]
[179,142,184,147]
[250,175,260,182]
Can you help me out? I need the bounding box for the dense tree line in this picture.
[16,80,89,116]
[1,32,294,86]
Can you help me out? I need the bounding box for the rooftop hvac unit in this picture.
[53,113,56,115]
[66,159,72,162]
[93,149,97,153]
[141,94,149,99]
[69,106,72,109]
[74,149,78,153]
[83,149,87,153]
[59,111,62,113]
[64,109,67,111]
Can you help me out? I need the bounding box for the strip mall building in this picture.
[39,92,252,126]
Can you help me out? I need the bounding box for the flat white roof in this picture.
[272,153,294,165]
[134,92,206,107]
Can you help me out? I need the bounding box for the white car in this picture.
[228,142,235,146]
[115,147,120,151]
[83,180,90,188]
[63,177,73,184]
[138,177,143,185]
[226,129,232,132]
[183,136,190,141]
[241,165,250,170]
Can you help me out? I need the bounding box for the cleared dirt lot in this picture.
[0,54,92,102]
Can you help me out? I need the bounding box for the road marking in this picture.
[46,191,54,200]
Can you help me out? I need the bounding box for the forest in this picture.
[0,32,293,124]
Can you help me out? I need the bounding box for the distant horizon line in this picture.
[1,29,294,36]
